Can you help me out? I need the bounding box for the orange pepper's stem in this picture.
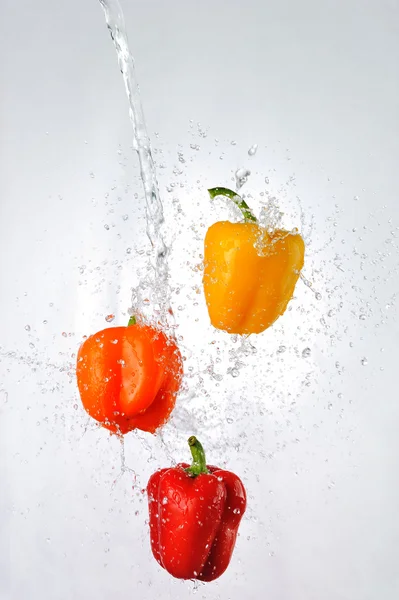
[185,436,209,477]
[128,315,137,326]
[208,187,257,223]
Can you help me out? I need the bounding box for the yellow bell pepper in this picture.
[203,187,305,335]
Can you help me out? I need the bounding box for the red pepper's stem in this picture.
[128,315,137,326]
[208,187,257,223]
[185,436,209,477]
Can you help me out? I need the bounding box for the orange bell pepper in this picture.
[203,187,305,335]
[76,317,183,434]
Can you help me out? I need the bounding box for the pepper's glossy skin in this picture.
[76,322,182,434]
[203,222,305,334]
[147,463,246,581]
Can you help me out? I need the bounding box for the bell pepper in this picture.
[147,436,246,582]
[76,316,183,435]
[203,187,305,335]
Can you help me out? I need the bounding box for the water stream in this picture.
[99,0,172,326]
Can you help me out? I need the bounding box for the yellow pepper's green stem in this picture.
[128,315,137,326]
[208,187,257,223]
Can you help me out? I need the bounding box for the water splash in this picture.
[258,196,284,233]
[99,0,171,326]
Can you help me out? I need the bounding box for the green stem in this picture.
[128,315,137,326]
[185,436,209,477]
[208,187,257,223]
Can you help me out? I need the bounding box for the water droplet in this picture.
[264,176,270,184]
[248,144,258,156]
[89,172,95,179]
[25,325,31,332]
[190,144,200,151]
[359,314,367,321]
[73,404,78,410]
[327,403,333,410]
[277,345,286,354]
[315,292,322,301]
[235,168,251,190]
[233,508,241,514]
[361,357,368,366]
[302,347,311,358]
[105,314,115,323]
[122,214,129,221]
[126,248,132,254]
[226,417,233,424]
[104,224,110,230]
[162,497,168,505]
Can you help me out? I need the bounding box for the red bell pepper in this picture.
[147,436,246,582]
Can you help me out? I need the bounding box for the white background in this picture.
[1,1,399,599]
